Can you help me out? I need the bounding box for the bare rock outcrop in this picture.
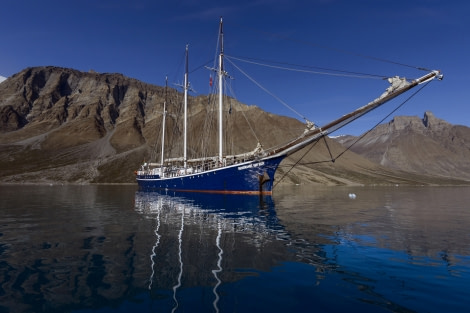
[337,112,470,181]
[0,66,166,182]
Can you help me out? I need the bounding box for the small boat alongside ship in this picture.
[136,18,443,195]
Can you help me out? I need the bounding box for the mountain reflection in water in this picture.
[0,185,469,313]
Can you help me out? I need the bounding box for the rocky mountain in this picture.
[336,112,470,181]
[1,66,468,186]
[0,66,304,184]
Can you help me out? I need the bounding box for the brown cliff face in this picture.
[336,112,470,181]
[0,66,306,184]
[1,66,468,186]
[0,67,160,147]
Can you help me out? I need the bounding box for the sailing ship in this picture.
[136,18,443,195]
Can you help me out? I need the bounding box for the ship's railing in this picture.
[137,153,260,178]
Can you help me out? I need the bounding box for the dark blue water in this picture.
[0,185,469,312]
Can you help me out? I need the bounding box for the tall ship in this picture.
[136,18,442,195]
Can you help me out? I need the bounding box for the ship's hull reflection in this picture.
[134,191,313,312]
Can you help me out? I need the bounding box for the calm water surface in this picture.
[0,185,469,312]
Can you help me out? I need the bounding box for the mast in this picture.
[218,18,224,165]
[184,44,189,171]
[160,76,168,177]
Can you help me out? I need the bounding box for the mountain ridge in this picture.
[1,66,468,186]
[336,112,470,181]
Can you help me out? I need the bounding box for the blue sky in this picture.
[1,0,468,135]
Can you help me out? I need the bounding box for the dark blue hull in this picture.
[136,155,285,194]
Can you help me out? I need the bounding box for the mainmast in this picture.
[184,44,189,171]
[218,18,224,165]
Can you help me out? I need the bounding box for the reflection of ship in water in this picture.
[135,192,284,312]
[134,191,308,312]
[3,186,468,312]
[0,186,328,313]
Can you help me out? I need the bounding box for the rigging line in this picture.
[225,56,309,122]
[230,23,428,71]
[334,79,433,161]
[225,80,261,144]
[169,49,187,87]
[274,139,320,189]
[153,78,169,163]
[286,79,434,167]
[323,136,335,162]
[170,92,184,158]
[189,58,214,75]
[227,55,386,80]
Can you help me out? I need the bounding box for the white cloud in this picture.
[0,75,6,83]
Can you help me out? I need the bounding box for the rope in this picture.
[274,140,320,188]
[227,55,387,80]
[230,23,430,72]
[225,81,261,144]
[334,79,433,160]
[225,56,309,122]
[274,79,433,187]
[323,136,335,162]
